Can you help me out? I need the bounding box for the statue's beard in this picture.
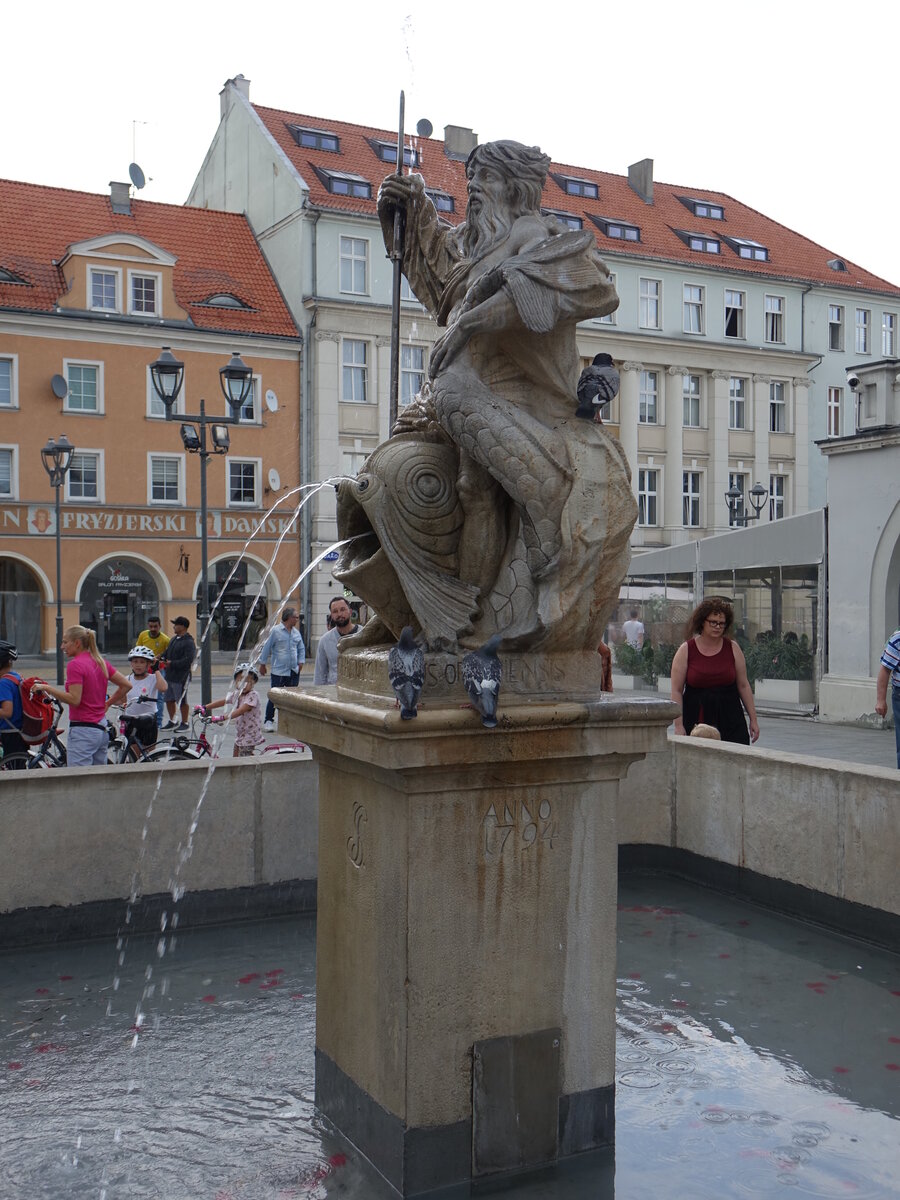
[462,197,511,260]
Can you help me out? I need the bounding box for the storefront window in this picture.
[0,558,42,654]
[79,559,160,655]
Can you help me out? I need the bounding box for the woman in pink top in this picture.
[33,626,129,766]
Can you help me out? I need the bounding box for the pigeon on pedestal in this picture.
[576,353,619,423]
[461,635,502,728]
[388,626,425,719]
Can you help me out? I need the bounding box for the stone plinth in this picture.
[275,683,676,1196]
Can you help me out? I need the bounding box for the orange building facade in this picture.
[0,180,302,656]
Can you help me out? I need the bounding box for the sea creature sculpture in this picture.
[388,626,425,719]
[462,635,502,728]
[575,353,619,423]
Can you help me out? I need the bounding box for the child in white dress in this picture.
[197,664,265,757]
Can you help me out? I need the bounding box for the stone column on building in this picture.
[618,362,641,495]
[708,371,731,532]
[752,374,771,507]
[664,366,686,538]
[314,329,342,542]
[792,376,810,515]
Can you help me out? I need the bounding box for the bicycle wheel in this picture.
[0,753,31,772]
[144,744,203,763]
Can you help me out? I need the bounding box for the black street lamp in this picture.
[149,347,253,704]
[40,434,76,684]
[725,481,768,527]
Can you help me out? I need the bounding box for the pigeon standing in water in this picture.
[388,626,425,719]
[575,353,619,423]
[461,635,502,728]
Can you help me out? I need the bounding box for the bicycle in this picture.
[106,710,168,765]
[0,699,68,771]
[144,711,307,763]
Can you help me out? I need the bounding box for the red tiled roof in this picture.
[0,179,299,338]
[254,104,899,296]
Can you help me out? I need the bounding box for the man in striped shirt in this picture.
[875,628,900,768]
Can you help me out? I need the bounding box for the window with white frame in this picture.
[341,442,371,477]
[0,356,15,407]
[855,308,870,353]
[882,312,896,357]
[638,469,658,527]
[728,472,746,527]
[342,339,368,403]
[682,471,701,527]
[827,386,843,437]
[89,268,119,312]
[639,278,661,329]
[597,273,616,323]
[129,272,159,316]
[148,454,183,504]
[828,304,844,352]
[639,370,658,423]
[339,236,369,295]
[764,295,784,343]
[238,376,261,424]
[724,290,745,339]
[683,374,701,427]
[769,381,786,432]
[401,275,418,303]
[400,345,426,405]
[66,452,101,501]
[729,377,747,430]
[683,284,704,334]
[227,459,259,506]
[64,361,102,413]
[769,474,785,520]
[0,447,15,498]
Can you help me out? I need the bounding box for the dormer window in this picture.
[90,268,120,312]
[725,236,769,262]
[199,293,250,309]
[543,209,583,230]
[679,197,724,220]
[129,272,159,316]
[676,231,720,254]
[315,167,372,199]
[554,174,599,199]
[828,258,847,272]
[590,215,640,242]
[289,125,340,152]
[0,267,26,284]
[369,139,419,168]
[425,189,454,214]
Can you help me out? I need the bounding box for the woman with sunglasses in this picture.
[670,598,759,744]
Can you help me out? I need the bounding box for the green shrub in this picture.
[744,632,813,684]
[654,642,677,678]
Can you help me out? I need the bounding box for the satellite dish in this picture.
[267,468,281,491]
[416,119,433,139]
[50,374,68,400]
[264,388,278,412]
[128,162,146,190]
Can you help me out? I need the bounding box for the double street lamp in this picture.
[40,434,76,684]
[149,347,253,705]
[724,481,768,527]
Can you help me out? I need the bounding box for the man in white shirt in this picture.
[622,608,645,649]
[314,597,359,685]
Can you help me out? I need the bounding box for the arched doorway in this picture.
[0,558,42,653]
[195,558,273,654]
[80,558,161,654]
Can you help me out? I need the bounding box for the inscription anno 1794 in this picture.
[481,798,556,862]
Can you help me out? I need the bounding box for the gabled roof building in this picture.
[188,76,900,632]
[0,177,302,655]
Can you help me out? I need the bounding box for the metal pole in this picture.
[388,89,405,434]
[54,482,64,685]
[198,397,212,707]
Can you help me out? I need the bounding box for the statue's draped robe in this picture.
[378,193,637,650]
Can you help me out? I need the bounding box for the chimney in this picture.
[628,158,654,205]
[109,181,132,216]
[444,125,478,162]
[221,74,250,119]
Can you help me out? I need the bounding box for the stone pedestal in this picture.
[275,680,676,1196]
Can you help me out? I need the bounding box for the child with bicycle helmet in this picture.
[122,646,167,751]
[196,664,265,757]
[0,640,26,760]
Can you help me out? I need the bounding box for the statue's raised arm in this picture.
[337,140,637,655]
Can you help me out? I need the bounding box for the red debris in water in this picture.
[34,988,50,995]
[265,968,284,977]
[329,1153,347,1167]
[35,1043,64,1054]
[58,975,73,981]
[806,982,827,989]
[259,981,280,990]
[892,990,900,997]
[687,933,699,939]
[291,993,305,1000]
[8,1062,22,1070]
[672,1000,689,1009]
[833,1066,850,1073]
[641,930,654,937]
[238,973,260,984]
[886,1063,900,1071]
[737,920,750,926]
[201,995,216,1003]
[628,972,641,979]
[889,1037,900,1044]
[658,1023,676,1033]
[718,953,731,959]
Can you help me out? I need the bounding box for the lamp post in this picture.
[40,434,76,684]
[724,481,768,527]
[149,347,253,705]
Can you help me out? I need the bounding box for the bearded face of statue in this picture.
[462,162,514,260]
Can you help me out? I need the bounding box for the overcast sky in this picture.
[5,0,899,288]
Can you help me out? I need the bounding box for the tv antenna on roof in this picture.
[128,162,146,190]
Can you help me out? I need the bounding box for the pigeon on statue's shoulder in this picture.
[576,352,619,423]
